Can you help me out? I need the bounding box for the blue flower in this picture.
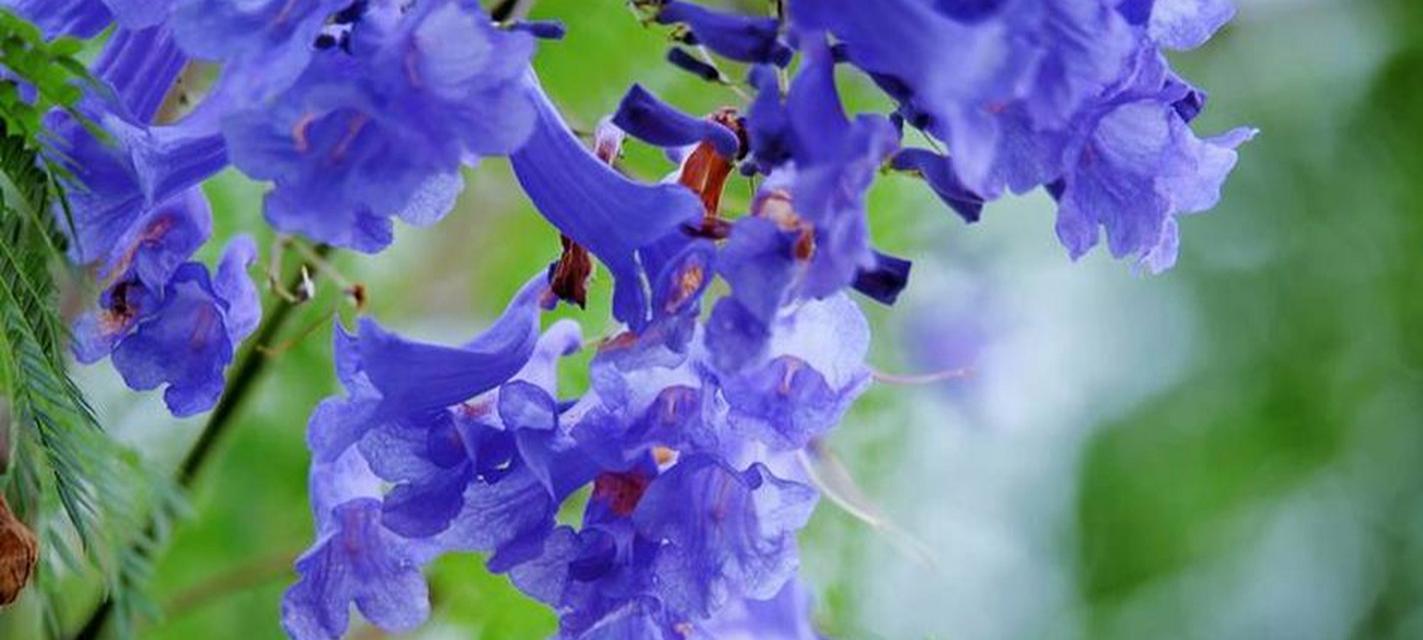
[282,497,431,640]
[505,454,816,636]
[791,0,1251,272]
[779,38,899,299]
[73,234,260,416]
[1051,54,1256,272]
[717,294,871,450]
[653,0,793,66]
[305,274,549,463]
[2,0,169,37]
[172,0,349,98]
[612,84,739,159]
[50,25,226,269]
[222,0,536,252]
[889,148,984,223]
[510,73,702,331]
[290,283,578,638]
[794,0,1137,198]
[632,455,817,619]
[701,579,823,640]
[284,445,433,639]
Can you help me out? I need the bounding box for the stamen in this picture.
[869,366,974,385]
[665,262,704,311]
[328,113,369,163]
[777,358,802,395]
[291,113,318,154]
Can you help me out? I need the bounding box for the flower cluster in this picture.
[9,0,1251,637]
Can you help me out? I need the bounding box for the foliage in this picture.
[0,12,175,638]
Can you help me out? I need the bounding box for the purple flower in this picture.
[795,0,1137,197]
[632,455,817,619]
[282,497,430,640]
[653,0,793,66]
[50,25,226,268]
[510,73,702,330]
[723,38,900,329]
[73,234,260,416]
[851,249,914,306]
[54,25,252,417]
[171,0,348,98]
[1051,54,1256,272]
[701,579,823,640]
[222,0,536,252]
[289,282,579,638]
[505,454,816,636]
[284,446,432,639]
[791,0,1251,272]
[780,38,899,299]
[612,84,739,159]
[889,148,984,223]
[2,0,169,37]
[305,274,549,462]
[718,294,871,450]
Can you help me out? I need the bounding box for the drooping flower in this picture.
[282,449,431,640]
[1050,55,1256,272]
[715,37,900,335]
[306,273,550,463]
[716,294,871,450]
[510,73,702,331]
[505,453,817,637]
[789,0,1251,272]
[288,277,576,638]
[73,234,260,416]
[222,0,537,252]
[170,0,349,98]
[652,0,793,67]
[612,84,739,159]
[59,24,251,417]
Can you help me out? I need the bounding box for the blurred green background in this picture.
[5,0,1423,637]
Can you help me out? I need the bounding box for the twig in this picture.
[163,549,302,620]
[70,245,333,640]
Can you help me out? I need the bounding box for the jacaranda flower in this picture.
[510,73,702,331]
[2,0,169,38]
[653,0,793,67]
[222,0,536,252]
[74,234,260,416]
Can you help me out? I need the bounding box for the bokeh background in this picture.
[5,0,1422,637]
